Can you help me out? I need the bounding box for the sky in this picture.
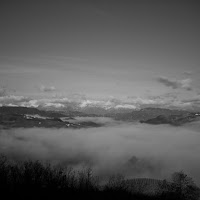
[0,0,200,109]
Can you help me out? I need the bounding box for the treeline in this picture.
[0,155,199,200]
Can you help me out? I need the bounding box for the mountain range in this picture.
[0,106,200,129]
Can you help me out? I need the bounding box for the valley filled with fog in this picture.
[0,117,200,184]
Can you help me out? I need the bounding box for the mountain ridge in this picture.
[0,106,199,128]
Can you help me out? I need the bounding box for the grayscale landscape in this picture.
[0,1,200,199]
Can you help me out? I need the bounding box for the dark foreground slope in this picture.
[108,108,191,121]
[140,113,200,126]
[0,107,102,129]
[0,155,199,200]
[106,107,200,126]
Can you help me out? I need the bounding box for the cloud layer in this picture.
[1,93,200,111]
[1,122,200,183]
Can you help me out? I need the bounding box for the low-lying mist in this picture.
[0,119,200,184]
[67,116,118,125]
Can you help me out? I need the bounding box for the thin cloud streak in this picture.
[39,85,56,93]
[156,76,193,91]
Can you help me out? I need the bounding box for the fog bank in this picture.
[0,122,200,184]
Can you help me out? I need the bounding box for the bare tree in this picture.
[171,171,200,200]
